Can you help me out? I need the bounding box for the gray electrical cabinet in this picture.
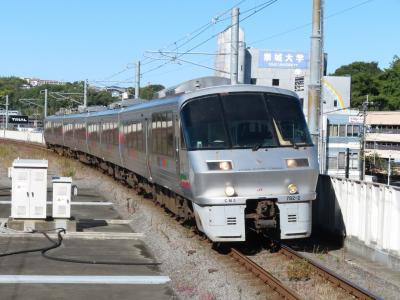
[52,177,72,219]
[10,159,48,219]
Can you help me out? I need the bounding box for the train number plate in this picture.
[286,195,300,201]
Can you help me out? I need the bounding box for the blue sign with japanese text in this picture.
[258,50,308,69]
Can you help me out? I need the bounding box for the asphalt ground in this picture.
[0,183,175,300]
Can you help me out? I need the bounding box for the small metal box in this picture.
[10,159,48,219]
[52,177,72,219]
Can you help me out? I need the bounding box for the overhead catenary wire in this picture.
[96,0,279,85]
[249,0,376,46]
[138,0,248,76]
[141,0,279,78]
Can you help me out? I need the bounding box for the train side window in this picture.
[157,114,162,154]
[152,114,157,153]
[161,113,168,155]
[114,122,118,145]
[137,122,143,151]
[167,112,174,156]
[133,123,138,149]
[127,124,131,148]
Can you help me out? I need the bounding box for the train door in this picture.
[144,117,153,182]
[175,114,191,195]
[174,114,181,177]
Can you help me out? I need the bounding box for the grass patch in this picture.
[287,258,312,281]
[0,144,18,169]
[60,158,76,178]
[0,145,13,158]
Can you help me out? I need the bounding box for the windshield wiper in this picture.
[252,144,262,151]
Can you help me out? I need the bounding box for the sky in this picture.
[1,0,399,88]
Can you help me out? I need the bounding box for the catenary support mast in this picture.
[307,0,322,160]
[230,7,239,85]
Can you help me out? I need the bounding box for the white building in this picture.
[366,112,400,160]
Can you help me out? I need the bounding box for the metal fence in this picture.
[314,175,400,263]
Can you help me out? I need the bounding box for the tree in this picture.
[332,57,400,110]
[139,84,165,100]
[333,61,382,77]
[378,56,400,109]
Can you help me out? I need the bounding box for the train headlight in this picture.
[288,184,298,194]
[286,158,309,168]
[225,186,236,197]
[207,161,232,171]
[219,161,231,171]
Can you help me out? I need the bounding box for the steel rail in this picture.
[278,244,382,300]
[229,248,303,300]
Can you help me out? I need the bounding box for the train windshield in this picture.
[181,92,312,150]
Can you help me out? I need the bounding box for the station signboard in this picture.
[8,115,29,124]
[259,50,309,69]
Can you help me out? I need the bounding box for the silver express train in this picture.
[44,77,319,242]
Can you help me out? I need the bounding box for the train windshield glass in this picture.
[181,92,312,150]
[181,95,230,149]
[220,93,278,148]
[265,93,313,146]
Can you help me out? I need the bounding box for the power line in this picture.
[140,0,247,74]
[142,0,279,78]
[155,52,230,74]
[249,0,375,46]
[97,0,280,84]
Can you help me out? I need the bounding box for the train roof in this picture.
[46,78,298,121]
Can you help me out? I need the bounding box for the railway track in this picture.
[1,139,383,300]
[277,243,382,300]
[229,248,302,300]
[227,243,382,300]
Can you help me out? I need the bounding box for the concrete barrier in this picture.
[0,130,44,144]
[314,175,400,270]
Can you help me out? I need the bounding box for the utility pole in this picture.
[5,95,9,131]
[345,147,350,179]
[230,7,239,85]
[44,89,48,118]
[307,0,322,160]
[135,61,140,99]
[83,79,88,108]
[388,155,391,185]
[360,94,372,181]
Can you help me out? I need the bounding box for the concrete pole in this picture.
[135,61,140,99]
[238,41,246,84]
[5,95,9,131]
[44,89,48,118]
[83,79,88,108]
[307,0,322,154]
[230,7,239,85]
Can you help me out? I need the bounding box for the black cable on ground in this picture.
[0,228,66,258]
[1,228,161,266]
[41,229,161,266]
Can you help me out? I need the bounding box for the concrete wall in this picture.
[314,175,400,269]
[0,130,44,144]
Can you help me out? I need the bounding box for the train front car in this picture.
[179,85,319,242]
